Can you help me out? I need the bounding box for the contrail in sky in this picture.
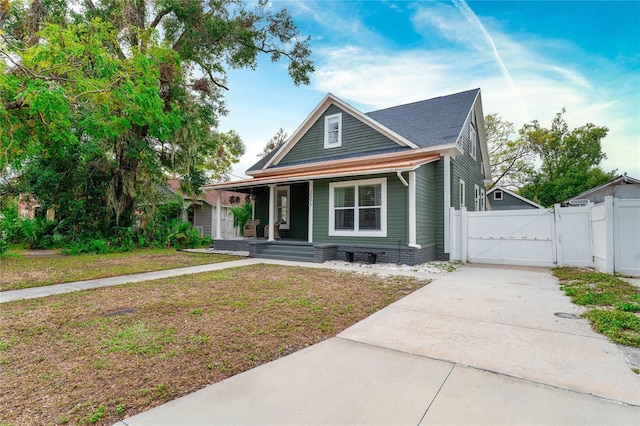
[452,0,529,120]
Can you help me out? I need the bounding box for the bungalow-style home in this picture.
[563,173,640,206]
[203,88,491,264]
[486,186,544,210]
[160,179,242,239]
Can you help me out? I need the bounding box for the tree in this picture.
[1,0,313,231]
[518,109,615,207]
[258,127,287,158]
[485,113,535,189]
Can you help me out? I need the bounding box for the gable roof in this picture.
[248,89,481,176]
[487,186,545,209]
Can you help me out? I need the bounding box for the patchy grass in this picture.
[0,264,430,425]
[0,248,241,291]
[554,267,640,347]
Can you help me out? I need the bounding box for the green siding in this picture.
[281,105,402,165]
[251,184,308,239]
[414,163,436,246]
[434,159,446,257]
[451,110,486,212]
[313,174,408,246]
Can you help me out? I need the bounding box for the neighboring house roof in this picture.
[165,179,244,206]
[244,88,489,182]
[564,174,640,205]
[487,186,544,210]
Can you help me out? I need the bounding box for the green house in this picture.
[205,88,490,264]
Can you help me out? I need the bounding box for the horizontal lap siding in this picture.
[492,192,537,209]
[313,173,407,246]
[434,159,446,258]
[415,163,436,246]
[281,105,402,165]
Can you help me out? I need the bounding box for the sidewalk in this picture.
[115,264,640,425]
[0,257,444,303]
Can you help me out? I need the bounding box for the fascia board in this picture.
[250,144,455,178]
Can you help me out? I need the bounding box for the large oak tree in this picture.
[1,0,313,230]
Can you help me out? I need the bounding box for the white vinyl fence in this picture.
[449,196,640,276]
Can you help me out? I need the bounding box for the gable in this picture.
[247,89,488,177]
[277,104,407,167]
[488,187,543,210]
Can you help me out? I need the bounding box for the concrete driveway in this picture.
[117,264,639,425]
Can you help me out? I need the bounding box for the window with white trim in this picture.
[459,179,466,208]
[329,178,386,237]
[474,184,480,211]
[275,186,290,229]
[469,124,477,160]
[324,113,342,148]
[480,188,486,211]
[494,190,503,201]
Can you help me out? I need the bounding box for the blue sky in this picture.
[219,0,640,180]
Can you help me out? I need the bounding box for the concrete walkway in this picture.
[0,258,440,303]
[113,264,640,425]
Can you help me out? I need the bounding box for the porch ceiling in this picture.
[203,154,440,190]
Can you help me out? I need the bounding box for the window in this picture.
[324,113,342,148]
[474,184,480,211]
[469,124,477,160]
[459,179,466,208]
[275,186,290,229]
[493,190,503,201]
[480,188,486,211]
[329,178,386,237]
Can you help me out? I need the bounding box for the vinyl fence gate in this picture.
[449,197,640,276]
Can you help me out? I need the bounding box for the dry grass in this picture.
[0,264,430,425]
[0,249,241,291]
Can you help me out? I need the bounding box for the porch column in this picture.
[408,171,420,248]
[268,184,276,241]
[308,181,313,243]
[443,154,451,253]
[215,191,222,239]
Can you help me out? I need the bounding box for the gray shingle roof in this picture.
[247,88,479,172]
[365,88,479,148]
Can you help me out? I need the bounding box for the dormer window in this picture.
[324,113,342,148]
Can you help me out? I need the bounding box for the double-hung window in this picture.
[329,178,386,237]
[474,184,480,211]
[324,113,342,148]
[469,124,477,160]
[459,179,466,208]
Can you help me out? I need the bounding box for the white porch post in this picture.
[443,155,451,253]
[408,171,420,248]
[215,191,222,239]
[268,184,276,241]
[308,181,314,243]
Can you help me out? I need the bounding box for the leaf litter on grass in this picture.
[0,264,431,425]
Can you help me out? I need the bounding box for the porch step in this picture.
[252,242,315,263]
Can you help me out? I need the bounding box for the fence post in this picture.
[604,196,614,275]
[461,207,468,263]
[553,204,562,266]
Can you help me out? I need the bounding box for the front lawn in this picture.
[0,264,430,425]
[554,267,640,348]
[0,248,241,292]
